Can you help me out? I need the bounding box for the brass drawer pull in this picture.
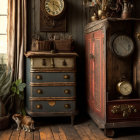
[64,75,70,79]
[36,75,42,80]
[111,104,137,118]
[42,59,47,66]
[63,59,67,66]
[48,101,56,107]
[64,104,71,109]
[64,89,70,94]
[36,89,43,94]
[36,104,42,109]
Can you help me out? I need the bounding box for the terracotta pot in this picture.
[0,115,10,130]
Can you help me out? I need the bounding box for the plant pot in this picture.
[0,115,10,130]
[0,97,6,117]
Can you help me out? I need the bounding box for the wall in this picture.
[27,0,87,114]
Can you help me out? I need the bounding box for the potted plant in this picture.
[0,64,26,130]
[0,66,12,130]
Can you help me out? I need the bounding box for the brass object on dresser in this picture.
[25,51,78,124]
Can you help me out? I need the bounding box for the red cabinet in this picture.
[85,19,140,136]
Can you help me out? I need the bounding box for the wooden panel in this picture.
[85,28,106,127]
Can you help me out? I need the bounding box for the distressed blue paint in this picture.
[31,86,76,97]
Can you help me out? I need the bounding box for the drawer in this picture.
[31,86,76,97]
[107,100,140,122]
[30,100,76,112]
[31,57,75,69]
[31,72,76,82]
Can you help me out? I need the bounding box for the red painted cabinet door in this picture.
[85,29,106,123]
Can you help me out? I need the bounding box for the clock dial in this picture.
[117,81,132,96]
[112,35,134,57]
[45,0,64,16]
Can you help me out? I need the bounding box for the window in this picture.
[0,0,8,64]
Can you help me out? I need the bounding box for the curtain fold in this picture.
[7,0,27,81]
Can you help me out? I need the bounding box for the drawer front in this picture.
[31,72,75,82]
[31,86,76,97]
[107,101,140,122]
[30,100,76,112]
[31,57,75,69]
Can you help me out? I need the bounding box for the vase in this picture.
[121,0,133,19]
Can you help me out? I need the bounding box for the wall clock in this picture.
[45,0,65,17]
[40,0,66,32]
[110,34,134,57]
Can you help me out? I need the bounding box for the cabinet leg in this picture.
[71,115,75,125]
[104,128,115,137]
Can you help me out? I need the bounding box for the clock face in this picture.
[112,35,134,57]
[117,81,132,96]
[45,0,65,17]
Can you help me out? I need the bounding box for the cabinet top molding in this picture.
[85,18,140,33]
[25,51,78,58]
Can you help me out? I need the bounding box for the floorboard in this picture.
[57,126,67,140]
[50,125,61,140]
[19,130,26,140]
[1,117,140,140]
[0,129,13,140]
[34,130,40,140]
[10,129,20,140]
[61,124,81,140]
[39,126,54,140]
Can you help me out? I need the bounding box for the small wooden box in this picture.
[31,39,51,51]
[54,39,74,52]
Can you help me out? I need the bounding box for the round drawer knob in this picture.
[64,89,70,94]
[48,101,56,107]
[64,75,70,79]
[36,104,42,109]
[37,89,42,94]
[36,75,42,80]
[64,104,71,109]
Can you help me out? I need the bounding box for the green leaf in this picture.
[16,90,20,95]
[11,86,16,93]
[18,83,26,92]
[15,79,22,86]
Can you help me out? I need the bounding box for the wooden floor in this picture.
[1,116,140,140]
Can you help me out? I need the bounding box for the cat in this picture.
[12,114,35,132]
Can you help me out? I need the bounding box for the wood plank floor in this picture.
[1,116,140,140]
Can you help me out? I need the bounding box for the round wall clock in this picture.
[45,0,65,17]
[117,81,132,96]
[110,34,134,57]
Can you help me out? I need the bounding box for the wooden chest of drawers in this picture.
[25,51,78,124]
